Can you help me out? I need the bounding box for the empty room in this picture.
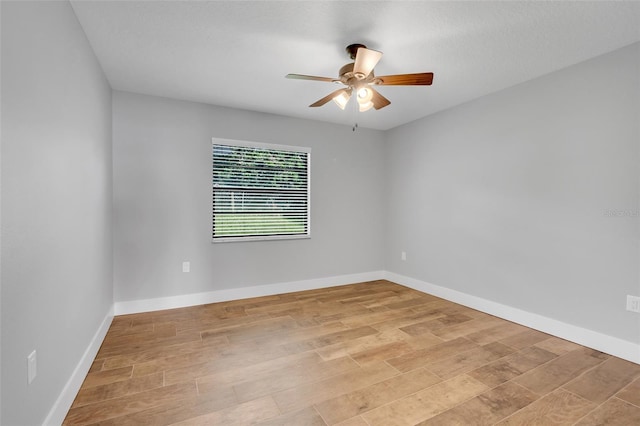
[1,1,640,425]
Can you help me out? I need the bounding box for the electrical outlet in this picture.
[27,350,37,384]
[627,295,640,313]
[182,261,190,273]
[401,251,407,261]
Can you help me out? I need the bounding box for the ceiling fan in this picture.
[286,43,434,112]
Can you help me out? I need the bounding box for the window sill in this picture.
[211,234,311,243]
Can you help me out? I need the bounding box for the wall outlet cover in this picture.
[627,295,640,313]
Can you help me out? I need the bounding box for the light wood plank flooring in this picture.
[64,280,640,425]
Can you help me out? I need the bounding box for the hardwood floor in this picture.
[63,280,640,425]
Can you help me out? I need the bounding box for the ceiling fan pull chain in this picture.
[352,93,358,131]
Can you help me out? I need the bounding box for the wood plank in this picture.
[71,371,163,408]
[170,396,280,426]
[273,362,399,413]
[616,376,640,406]
[496,388,595,425]
[63,382,196,425]
[468,346,558,387]
[420,381,538,425]
[314,369,441,424]
[513,348,609,394]
[562,357,640,403]
[386,337,479,372]
[574,397,640,425]
[361,374,488,426]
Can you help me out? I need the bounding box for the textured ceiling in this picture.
[70,1,640,130]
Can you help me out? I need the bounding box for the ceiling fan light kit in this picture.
[286,43,434,112]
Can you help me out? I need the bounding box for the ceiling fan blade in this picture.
[286,74,337,83]
[376,73,434,86]
[370,88,391,110]
[309,88,350,107]
[353,47,383,78]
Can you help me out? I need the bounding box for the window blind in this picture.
[212,139,310,241]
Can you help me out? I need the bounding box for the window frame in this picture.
[211,137,311,243]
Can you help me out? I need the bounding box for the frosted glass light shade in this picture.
[332,90,351,110]
[357,87,374,111]
[358,101,374,112]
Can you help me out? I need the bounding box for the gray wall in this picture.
[1,2,113,425]
[385,42,640,344]
[112,91,385,303]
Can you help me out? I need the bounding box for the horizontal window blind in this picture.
[212,139,310,241]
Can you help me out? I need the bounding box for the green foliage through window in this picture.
[212,140,310,241]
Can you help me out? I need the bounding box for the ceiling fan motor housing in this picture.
[346,43,367,60]
[339,63,376,88]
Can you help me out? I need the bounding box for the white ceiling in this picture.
[70,1,640,130]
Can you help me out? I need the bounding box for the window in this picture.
[212,138,311,242]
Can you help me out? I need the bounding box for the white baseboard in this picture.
[114,271,387,315]
[384,271,640,365]
[43,307,114,426]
